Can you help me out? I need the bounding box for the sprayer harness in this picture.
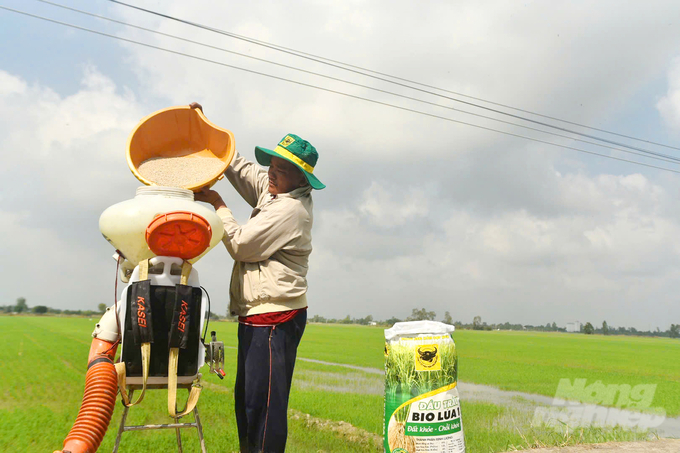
[115,259,202,417]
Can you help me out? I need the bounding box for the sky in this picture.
[2,0,680,330]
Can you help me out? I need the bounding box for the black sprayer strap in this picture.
[169,283,192,349]
[130,279,153,345]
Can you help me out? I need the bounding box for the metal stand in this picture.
[113,384,206,453]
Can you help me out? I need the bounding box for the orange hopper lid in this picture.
[145,211,212,260]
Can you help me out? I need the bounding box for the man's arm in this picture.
[219,201,304,263]
[196,188,303,262]
[189,103,267,207]
[225,153,269,208]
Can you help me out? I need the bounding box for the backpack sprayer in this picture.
[54,106,234,453]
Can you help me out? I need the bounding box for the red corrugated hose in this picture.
[54,339,119,453]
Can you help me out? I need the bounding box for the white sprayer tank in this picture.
[99,186,224,267]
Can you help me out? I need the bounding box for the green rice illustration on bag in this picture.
[384,321,466,453]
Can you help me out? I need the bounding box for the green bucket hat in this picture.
[255,134,325,190]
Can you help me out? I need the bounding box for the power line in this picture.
[3,5,680,176]
[106,0,680,154]
[33,0,680,165]
[223,35,679,154]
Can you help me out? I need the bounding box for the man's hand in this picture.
[195,187,225,209]
[189,102,203,112]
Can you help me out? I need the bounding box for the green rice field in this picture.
[1,316,677,452]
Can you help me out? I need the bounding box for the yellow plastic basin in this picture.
[126,106,235,191]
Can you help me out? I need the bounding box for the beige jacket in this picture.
[217,153,313,317]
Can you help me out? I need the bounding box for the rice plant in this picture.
[387,403,415,453]
[385,336,458,398]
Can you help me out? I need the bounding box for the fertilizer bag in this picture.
[384,321,465,453]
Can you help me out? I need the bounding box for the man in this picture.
[194,105,324,452]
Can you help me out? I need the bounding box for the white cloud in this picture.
[657,58,680,133]
[0,209,103,304]
[0,71,27,96]
[0,66,144,205]
[358,182,428,227]
[310,171,680,327]
[3,0,680,330]
[0,67,146,310]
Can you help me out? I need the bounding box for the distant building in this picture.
[369,321,377,326]
[566,321,582,333]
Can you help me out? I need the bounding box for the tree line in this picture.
[0,298,103,316]
[4,299,678,339]
[1,297,227,321]
[309,308,680,339]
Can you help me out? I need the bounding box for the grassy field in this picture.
[0,316,674,452]
[292,324,680,416]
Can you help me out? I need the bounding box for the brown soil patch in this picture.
[202,382,383,450]
[289,408,383,451]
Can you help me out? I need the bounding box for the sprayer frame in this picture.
[113,384,207,453]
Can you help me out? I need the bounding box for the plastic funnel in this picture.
[126,106,236,191]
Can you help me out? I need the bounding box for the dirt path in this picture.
[529,439,680,452]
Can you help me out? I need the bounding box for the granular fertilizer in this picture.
[137,155,224,188]
[384,321,465,453]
